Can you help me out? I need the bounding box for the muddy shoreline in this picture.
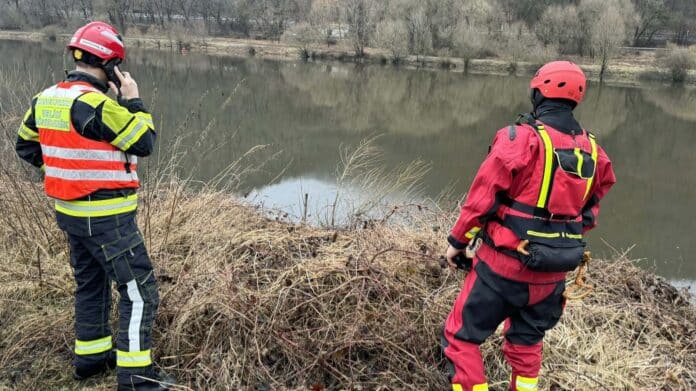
[2,29,695,86]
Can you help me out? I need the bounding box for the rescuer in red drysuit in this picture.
[441,61,616,391]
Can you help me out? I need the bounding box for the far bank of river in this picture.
[1,29,695,86]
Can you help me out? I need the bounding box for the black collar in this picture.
[66,71,109,93]
[532,100,582,135]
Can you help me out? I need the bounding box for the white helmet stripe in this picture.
[79,38,113,56]
[100,30,124,48]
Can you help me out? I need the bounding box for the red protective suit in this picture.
[442,119,616,391]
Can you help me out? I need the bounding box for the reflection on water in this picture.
[1,40,695,291]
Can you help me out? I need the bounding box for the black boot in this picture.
[117,370,177,391]
[73,349,117,380]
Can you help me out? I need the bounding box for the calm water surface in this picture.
[1,40,694,291]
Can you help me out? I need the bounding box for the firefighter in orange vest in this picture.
[442,61,616,391]
[16,22,175,390]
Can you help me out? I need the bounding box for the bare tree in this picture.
[537,5,583,54]
[281,21,321,59]
[406,5,432,57]
[632,0,668,45]
[375,18,408,62]
[343,0,374,57]
[590,2,633,81]
[309,0,342,46]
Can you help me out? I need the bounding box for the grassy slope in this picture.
[0,178,693,390]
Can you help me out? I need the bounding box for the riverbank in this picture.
[2,29,695,86]
[0,175,694,389]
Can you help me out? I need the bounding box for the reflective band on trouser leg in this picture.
[115,279,150,368]
[116,349,152,368]
[126,279,144,352]
[536,125,554,208]
[75,336,113,355]
[452,385,489,391]
[55,194,138,218]
[515,376,538,391]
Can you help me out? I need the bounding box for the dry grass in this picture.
[0,105,694,390]
[0,179,694,390]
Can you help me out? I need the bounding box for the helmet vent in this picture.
[579,86,583,92]
[544,79,551,84]
[558,82,566,88]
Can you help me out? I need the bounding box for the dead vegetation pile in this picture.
[0,177,694,390]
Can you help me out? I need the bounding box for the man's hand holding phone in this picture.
[108,66,139,100]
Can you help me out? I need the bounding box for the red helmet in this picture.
[67,21,125,62]
[530,61,586,104]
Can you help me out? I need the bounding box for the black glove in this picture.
[452,253,472,271]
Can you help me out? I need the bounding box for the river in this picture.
[1,39,694,292]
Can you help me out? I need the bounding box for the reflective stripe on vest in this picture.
[584,134,598,200]
[55,194,138,218]
[536,124,554,208]
[41,145,138,164]
[36,81,140,201]
[45,167,138,182]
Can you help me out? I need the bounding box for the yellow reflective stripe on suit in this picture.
[55,194,138,218]
[75,336,112,355]
[111,120,148,150]
[465,226,481,240]
[584,134,598,200]
[18,124,39,141]
[116,349,152,368]
[536,125,554,208]
[514,376,538,390]
[452,384,488,391]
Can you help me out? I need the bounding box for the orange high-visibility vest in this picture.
[35,81,139,200]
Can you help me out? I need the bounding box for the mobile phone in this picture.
[103,59,122,91]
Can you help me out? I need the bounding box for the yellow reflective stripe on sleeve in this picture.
[116,349,152,368]
[583,134,598,200]
[75,336,112,355]
[76,91,108,108]
[100,99,138,136]
[565,233,583,239]
[536,125,554,208]
[465,226,481,240]
[134,112,154,129]
[18,107,38,140]
[18,124,39,141]
[526,230,560,238]
[55,194,138,218]
[452,385,463,391]
[472,384,489,391]
[111,120,148,150]
[515,375,538,390]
